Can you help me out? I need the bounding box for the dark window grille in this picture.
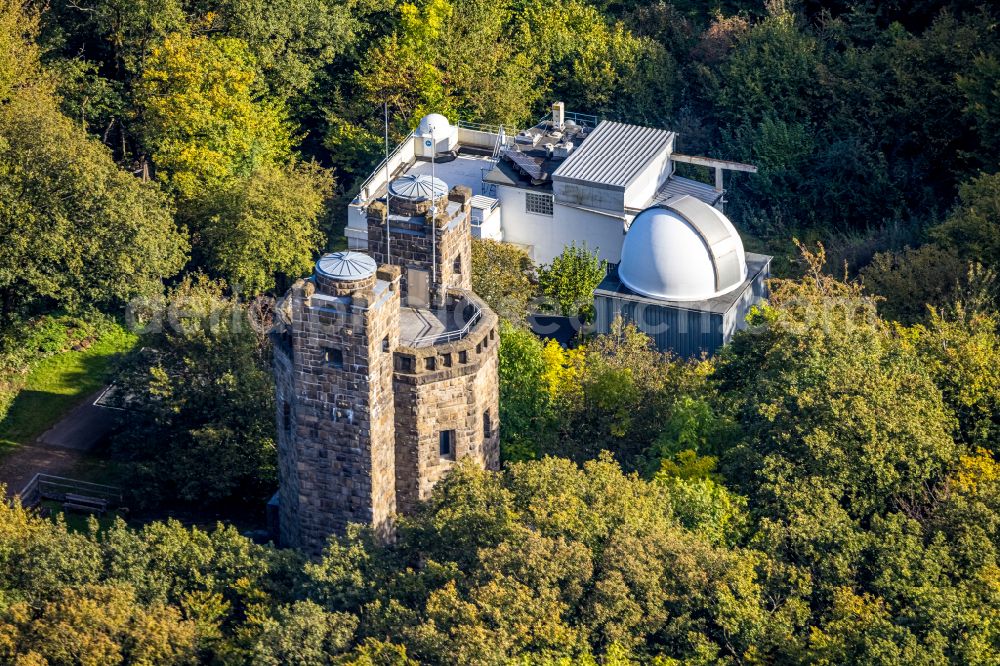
[525,192,553,216]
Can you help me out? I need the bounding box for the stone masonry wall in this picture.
[368,185,473,304]
[391,300,500,513]
[276,270,401,553]
[276,179,499,553]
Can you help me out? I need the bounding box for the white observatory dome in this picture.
[418,113,451,138]
[618,196,748,302]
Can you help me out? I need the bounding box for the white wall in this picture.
[471,205,503,240]
[497,185,627,264]
[345,207,369,250]
[345,132,417,248]
[456,126,505,150]
[623,138,673,209]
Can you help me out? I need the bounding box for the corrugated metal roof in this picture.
[469,195,499,211]
[388,173,448,201]
[553,121,674,188]
[653,175,722,207]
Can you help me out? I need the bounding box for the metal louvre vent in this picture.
[525,192,553,216]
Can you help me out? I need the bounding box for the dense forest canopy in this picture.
[2,0,999,313]
[2,0,1000,662]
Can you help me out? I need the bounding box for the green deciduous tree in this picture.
[518,0,676,126]
[137,33,292,200]
[0,0,187,323]
[0,584,199,665]
[111,275,276,507]
[497,320,556,461]
[906,308,1000,454]
[208,0,359,100]
[379,456,797,663]
[201,162,331,294]
[471,239,534,325]
[537,242,606,319]
[959,53,1000,172]
[719,244,957,522]
[251,600,358,665]
[931,171,1000,270]
[137,32,331,292]
[861,245,975,324]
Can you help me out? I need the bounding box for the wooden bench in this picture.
[62,502,103,514]
[63,493,109,514]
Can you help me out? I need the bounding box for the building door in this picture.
[408,268,430,308]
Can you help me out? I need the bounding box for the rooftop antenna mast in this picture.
[383,99,391,263]
[430,121,437,300]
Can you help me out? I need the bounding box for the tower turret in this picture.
[272,252,401,551]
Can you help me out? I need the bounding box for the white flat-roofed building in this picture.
[347,102,756,265]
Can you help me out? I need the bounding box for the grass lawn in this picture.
[41,500,124,534]
[0,326,137,449]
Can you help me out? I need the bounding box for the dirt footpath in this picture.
[0,388,115,498]
[0,445,87,496]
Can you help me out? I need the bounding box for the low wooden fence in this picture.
[17,473,122,510]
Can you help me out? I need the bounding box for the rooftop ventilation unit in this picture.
[515,130,540,147]
[552,101,565,130]
[553,141,575,159]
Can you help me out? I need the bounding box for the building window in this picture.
[425,357,436,371]
[525,192,553,216]
[382,336,390,352]
[453,254,462,274]
[458,350,467,364]
[282,401,291,433]
[325,348,344,369]
[276,330,293,358]
[399,356,413,372]
[439,429,456,458]
[443,353,452,368]
[483,410,491,440]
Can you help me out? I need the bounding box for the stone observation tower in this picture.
[271,173,500,553]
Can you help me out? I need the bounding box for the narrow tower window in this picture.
[483,410,491,440]
[325,348,344,369]
[439,430,456,459]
